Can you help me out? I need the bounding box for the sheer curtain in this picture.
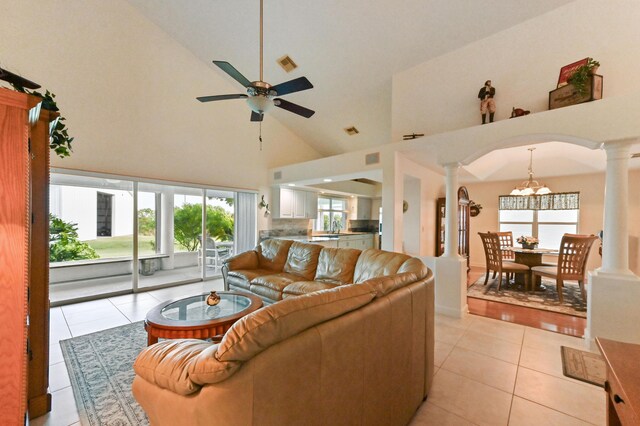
[235,192,257,254]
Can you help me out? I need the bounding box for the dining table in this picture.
[506,247,558,291]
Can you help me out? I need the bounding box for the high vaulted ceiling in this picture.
[127,0,574,157]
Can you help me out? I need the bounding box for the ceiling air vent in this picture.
[273,171,282,180]
[277,55,298,73]
[365,152,380,165]
[344,126,359,136]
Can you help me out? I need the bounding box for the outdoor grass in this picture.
[84,235,189,258]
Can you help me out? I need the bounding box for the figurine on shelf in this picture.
[478,80,496,124]
[206,291,221,306]
[510,107,530,118]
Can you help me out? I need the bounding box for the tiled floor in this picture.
[32,278,225,426]
[34,278,606,426]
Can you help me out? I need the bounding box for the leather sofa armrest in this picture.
[224,250,259,271]
[133,340,212,396]
[134,340,242,395]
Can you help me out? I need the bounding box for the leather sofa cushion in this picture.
[283,241,322,280]
[282,281,339,297]
[257,239,293,271]
[353,249,411,283]
[249,285,282,301]
[314,247,361,284]
[133,340,211,395]
[228,268,274,283]
[216,284,377,362]
[251,272,302,292]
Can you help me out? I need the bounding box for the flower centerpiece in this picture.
[517,235,539,250]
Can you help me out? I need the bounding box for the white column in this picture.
[381,153,404,252]
[586,138,640,344]
[601,141,634,275]
[443,163,461,258]
[161,188,175,270]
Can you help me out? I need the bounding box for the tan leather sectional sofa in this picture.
[222,238,427,303]
[132,239,435,425]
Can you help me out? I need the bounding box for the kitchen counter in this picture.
[268,233,377,250]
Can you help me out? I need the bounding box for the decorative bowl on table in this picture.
[521,243,538,250]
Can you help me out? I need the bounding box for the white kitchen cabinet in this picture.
[336,234,374,249]
[357,197,372,220]
[305,192,318,219]
[272,187,318,219]
[272,188,294,219]
[293,190,306,218]
[371,198,382,221]
[348,197,373,220]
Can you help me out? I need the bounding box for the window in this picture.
[315,196,347,232]
[499,208,579,248]
[96,192,114,236]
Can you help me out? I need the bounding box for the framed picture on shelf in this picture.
[557,58,590,88]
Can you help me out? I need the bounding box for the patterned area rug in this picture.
[561,346,606,387]
[467,275,587,317]
[60,322,149,425]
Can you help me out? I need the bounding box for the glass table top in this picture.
[160,293,253,322]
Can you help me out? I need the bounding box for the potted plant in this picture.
[567,58,600,96]
[10,84,74,157]
[517,235,539,250]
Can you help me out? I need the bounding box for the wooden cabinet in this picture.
[435,186,470,271]
[0,88,54,423]
[596,338,640,426]
[272,187,318,219]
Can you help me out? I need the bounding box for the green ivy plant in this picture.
[567,58,600,97]
[11,84,74,157]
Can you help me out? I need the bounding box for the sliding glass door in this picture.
[50,170,256,304]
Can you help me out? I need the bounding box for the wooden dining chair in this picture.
[493,231,515,261]
[531,234,598,303]
[478,232,530,291]
[489,230,515,280]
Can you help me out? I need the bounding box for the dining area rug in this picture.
[60,321,150,426]
[467,275,587,317]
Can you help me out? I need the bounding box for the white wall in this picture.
[392,0,640,142]
[1,0,320,195]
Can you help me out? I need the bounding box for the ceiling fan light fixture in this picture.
[246,95,274,114]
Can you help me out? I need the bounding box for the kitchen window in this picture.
[315,196,347,232]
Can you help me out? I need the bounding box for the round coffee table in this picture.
[144,291,263,345]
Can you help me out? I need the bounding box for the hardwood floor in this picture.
[466,267,586,337]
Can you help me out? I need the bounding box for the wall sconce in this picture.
[259,195,270,217]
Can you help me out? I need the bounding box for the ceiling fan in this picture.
[197,0,314,122]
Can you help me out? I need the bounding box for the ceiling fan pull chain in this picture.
[259,121,263,151]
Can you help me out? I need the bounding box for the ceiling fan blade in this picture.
[250,111,264,122]
[271,76,314,96]
[274,98,315,118]
[212,61,252,88]
[196,94,248,102]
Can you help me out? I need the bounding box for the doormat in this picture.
[467,275,586,318]
[61,321,149,425]
[560,346,606,387]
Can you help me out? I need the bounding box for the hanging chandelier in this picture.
[509,148,552,196]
